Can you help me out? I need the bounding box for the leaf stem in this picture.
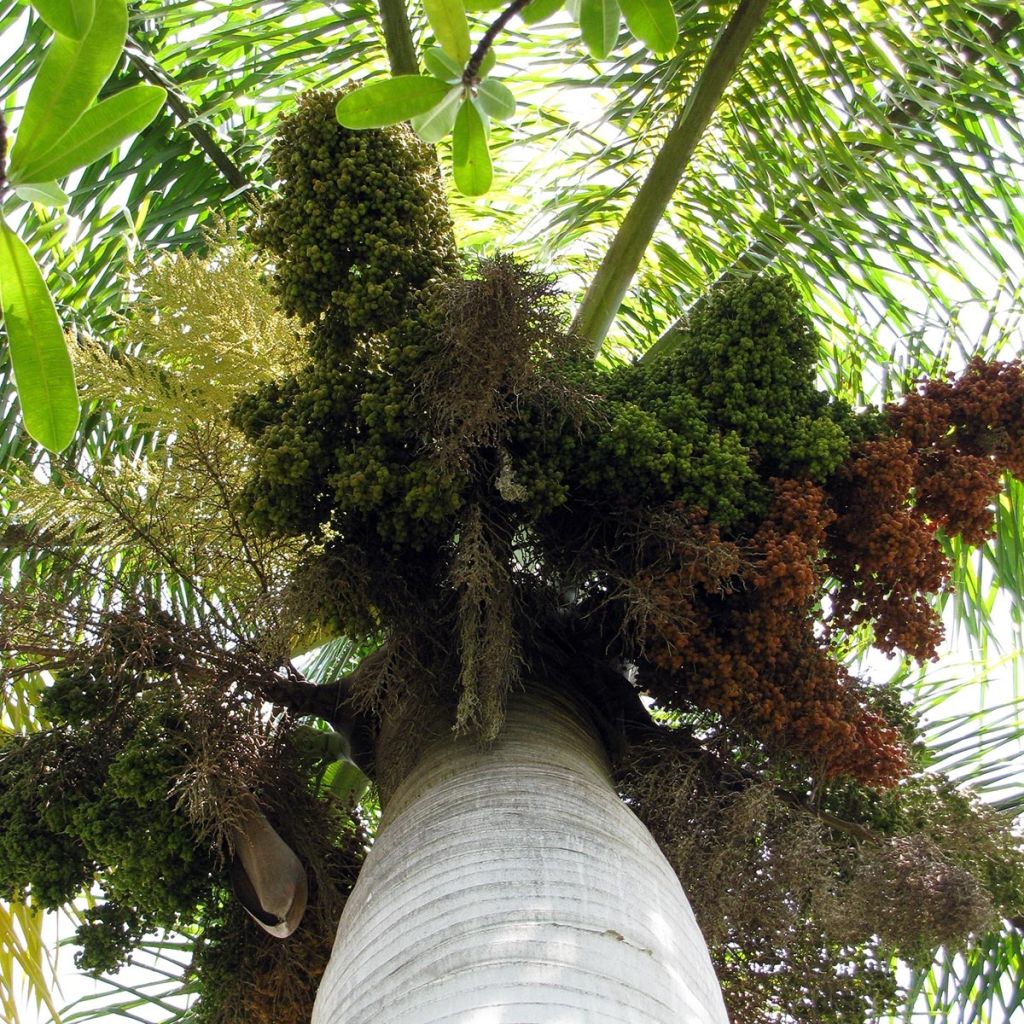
[0,110,7,203]
[571,0,772,354]
[464,0,535,84]
[378,0,420,76]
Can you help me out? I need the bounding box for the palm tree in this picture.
[1,2,1023,1022]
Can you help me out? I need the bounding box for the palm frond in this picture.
[900,927,1024,1024]
[52,937,194,1024]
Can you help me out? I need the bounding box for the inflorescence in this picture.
[234,96,1024,785]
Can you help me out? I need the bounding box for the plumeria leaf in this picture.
[336,75,453,129]
[424,46,464,82]
[423,0,471,64]
[579,0,620,59]
[29,0,95,39]
[13,181,70,206]
[619,0,677,54]
[7,0,128,177]
[0,219,79,452]
[410,85,464,143]
[521,0,566,25]
[477,79,516,121]
[452,98,492,195]
[11,84,166,185]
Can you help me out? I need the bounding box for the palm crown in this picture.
[1,2,1022,1022]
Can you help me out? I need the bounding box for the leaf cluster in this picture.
[0,0,165,451]
[338,0,678,194]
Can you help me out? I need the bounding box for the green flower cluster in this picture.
[235,93,871,643]
[327,316,467,547]
[233,364,361,536]
[0,668,219,972]
[503,275,858,535]
[251,90,456,347]
[670,274,853,478]
[568,380,761,529]
[235,93,466,563]
[234,310,467,551]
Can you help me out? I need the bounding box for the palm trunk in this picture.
[312,685,728,1023]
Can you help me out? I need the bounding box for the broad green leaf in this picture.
[521,0,566,25]
[477,79,516,121]
[463,0,504,9]
[13,181,69,206]
[327,758,370,806]
[424,46,463,82]
[618,0,677,54]
[7,0,128,177]
[335,76,453,129]
[423,0,471,65]
[479,48,496,78]
[580,0,620,59]
[29,0,95,39]
[0,220,79,452]
[410,86,464,143]
[452,99,492,196]
[11,85,166,185]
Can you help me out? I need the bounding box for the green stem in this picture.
[378,0,420,76]
[643,5,1022,363]
[571,0,772,354]
[0,110,7,203]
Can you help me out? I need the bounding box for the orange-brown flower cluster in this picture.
[639,483,908,786]
[827,437,948,659]
[828,359,1024,659]
[891,357,1024,544]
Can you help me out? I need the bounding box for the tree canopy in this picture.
[1,2,1023,1022]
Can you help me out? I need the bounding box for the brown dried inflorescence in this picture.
[618,743,1010,1024]
[637,483,907,786]
[417,255,587,459]
[892,356,1024,543]
[449,503,521,738]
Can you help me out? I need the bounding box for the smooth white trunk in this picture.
[313,686,729,1024]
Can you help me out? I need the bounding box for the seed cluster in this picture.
[250,90,456,342]
[234,99,1024,784]
[0,610,365,983]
